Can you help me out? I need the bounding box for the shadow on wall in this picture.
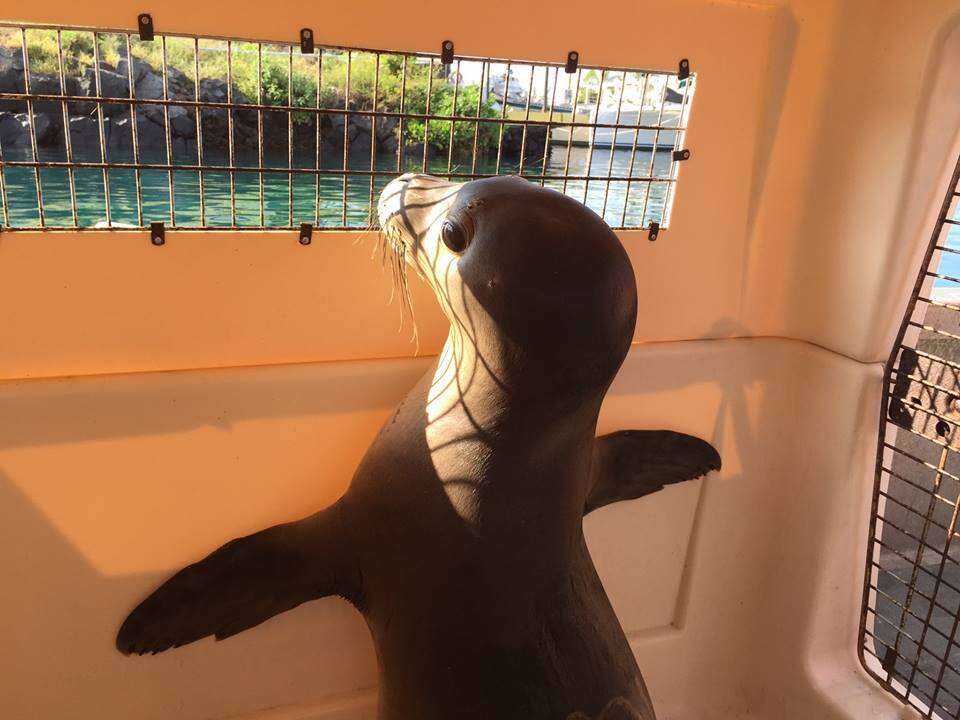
[0,357,428,451]
[0,337,738,719]
[0,358,419,718]
[0,471,378,719]
[599,325,882,720]
[597,318,760,635]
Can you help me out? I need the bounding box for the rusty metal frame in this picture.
[0,21,695,232]
[860,150,960,720]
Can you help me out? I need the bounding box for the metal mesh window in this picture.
[861,151,960,719]
[0,22,695,232]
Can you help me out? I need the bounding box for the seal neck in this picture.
[423,328,605,529]
[427,326,608,433]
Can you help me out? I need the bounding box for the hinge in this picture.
[678,58,690,81]
[673,149,691,162]
[648,222,660,242]
[565,51,579,74]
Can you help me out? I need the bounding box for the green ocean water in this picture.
[0,146,674,229]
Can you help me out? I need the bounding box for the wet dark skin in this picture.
[117,175,721,720]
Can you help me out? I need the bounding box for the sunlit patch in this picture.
[375,174,466,354]
[376,173,501,526]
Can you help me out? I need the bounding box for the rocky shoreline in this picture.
[0,47,546,167]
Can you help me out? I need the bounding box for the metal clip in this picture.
[678,58,690,81]
[137,14,155,42]
[648,222,660,242]
[150,221,165,246]
[441,40,454,65]
[565,51,579,74]
[300,28,314,55]
[673,149,691,162]
[299,223,313,245]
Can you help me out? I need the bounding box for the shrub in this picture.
[2,31,501,155]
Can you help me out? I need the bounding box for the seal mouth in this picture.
[375,173,465,349]
[376,173,461,251]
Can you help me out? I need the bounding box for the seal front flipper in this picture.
[585,430,721,514]
[116,503,359,655]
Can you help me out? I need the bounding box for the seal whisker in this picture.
[374,222,419,352]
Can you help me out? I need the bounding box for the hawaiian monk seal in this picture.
[117,173,721,720]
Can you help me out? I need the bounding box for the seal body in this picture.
[117,175,720,720]
[346,369,652,720]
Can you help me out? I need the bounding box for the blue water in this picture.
[0,146,677,230]
[933,210,960,288]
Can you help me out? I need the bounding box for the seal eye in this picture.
[440,219,471,254]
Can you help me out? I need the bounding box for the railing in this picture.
[860,150,960,720]
[0,22,695,232]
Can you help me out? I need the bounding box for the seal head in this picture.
[378,173,638,401]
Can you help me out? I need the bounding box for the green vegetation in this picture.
[1,29,500,155]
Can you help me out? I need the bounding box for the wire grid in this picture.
[860,151,960,720]
[0,22,695,232]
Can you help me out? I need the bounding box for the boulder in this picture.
[0,112,30,157]
[81,67,129,98]
[347,118,373,156]
[31,111,59,145]
[201,108,230,151]
[375,117,400,155]
[0,111,60,155]
[199,78,229,103]
[499,124,547,165]
[137,65,195,126]
[30,74,60,95]
[132,113,169,158]
[0,47,26,112]
[68,115,105,161]
[106,116,133,158]
[168,105,195,139]
[165,66,195,100]
[0,45,24,74]
[115,57,152,85]
[379,133,399,155]
[77,67,130,118]
[136,72,165,103]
